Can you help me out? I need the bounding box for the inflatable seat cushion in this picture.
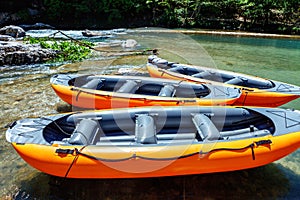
[68,119,101,145]
[158,85,175,97]
[81,79,103,90]
[192,114,220,141]
[117,80,139,93]
[135,114,157,144]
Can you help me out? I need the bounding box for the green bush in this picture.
[24,36,93,62]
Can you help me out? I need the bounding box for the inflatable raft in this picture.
[6,106,300,178]
[50,74,241,109]
[147,56,300,107]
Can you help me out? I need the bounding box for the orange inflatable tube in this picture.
[11,132,300,178]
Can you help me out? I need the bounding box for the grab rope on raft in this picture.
[200,139,272,160]
[56,139,272,177]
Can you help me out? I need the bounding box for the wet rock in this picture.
[0,42,58,66]
[94,39,138,50]
[0,35,15,41]
[55,102,73,113]
[0,25,25,38]
[116,67,148,76]
[121,39,138,48]
[111,28,127,34]
[82,29,112,38]
[82,28,127,37]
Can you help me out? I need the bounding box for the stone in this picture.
[0,25,25,38]
[0,41,58,66]
[121,39,138,48]
[0,35,15,41]
[82,29,112,38]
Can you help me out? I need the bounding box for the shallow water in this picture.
[0,28,299,199]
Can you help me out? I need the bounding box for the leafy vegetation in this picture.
[145,0,300,33]
[1,0,299,34]
[24,36,93,62]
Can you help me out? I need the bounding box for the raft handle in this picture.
[56,148,75,155]
[5,121,17,129]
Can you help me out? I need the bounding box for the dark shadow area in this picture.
[11,163,292,200]
[276,163,300,199]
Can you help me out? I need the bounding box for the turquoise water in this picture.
[0,30,299,199]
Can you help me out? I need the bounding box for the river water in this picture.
[0,28,299,199]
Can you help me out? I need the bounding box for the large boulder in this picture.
[0,25,26,38]
[0,42,58,66]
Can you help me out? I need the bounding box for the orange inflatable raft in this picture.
[147,56,300,107]
[6,106,300,178]
[50,74,241,109]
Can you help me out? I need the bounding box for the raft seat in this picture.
[68,119,102,145]
[81,79,103,90]
[224,77,243,85]
[117,80,139,93]
[154,58,168,68]
[135,114,157,144]
[192,71,211,79]
[169,66,186,74]
[246,78,274,89]
[158,85,176,97]
[192,114,220,141]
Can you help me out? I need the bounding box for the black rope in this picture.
[75,149,135,162]
[75,90,82,102]
[63,146,86,178]
[251,144,256,160]
[200,139,272,160]
[55,139,272,163]
[242,91,248,106]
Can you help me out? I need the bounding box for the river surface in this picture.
[0,28,299,199]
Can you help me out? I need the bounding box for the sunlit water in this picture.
[0,28,299,199]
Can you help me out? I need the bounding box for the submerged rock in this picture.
[0,41,58,66]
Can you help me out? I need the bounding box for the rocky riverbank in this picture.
[1,24,299,66]
[0,25,146,66]
[0,41,58,66]
[0,25,58,66]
